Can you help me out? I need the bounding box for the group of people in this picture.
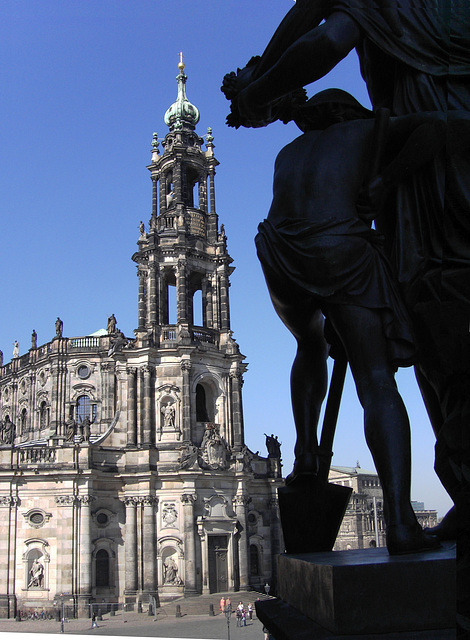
[223,0,469,558]
[219,597,254,625]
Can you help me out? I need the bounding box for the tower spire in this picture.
[164,53,200,131]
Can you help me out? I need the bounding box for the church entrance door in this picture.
[208,535,228,593]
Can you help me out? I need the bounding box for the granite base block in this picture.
[276,541,456,635]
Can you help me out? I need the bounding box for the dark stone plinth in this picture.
[274,542,455,636]
[278,479,352,553]
[255,597,456,640]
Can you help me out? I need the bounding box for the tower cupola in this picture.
[164,53,200,132]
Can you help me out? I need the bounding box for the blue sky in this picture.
[0,0,452,517]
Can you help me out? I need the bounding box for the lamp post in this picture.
[224,605,232,640]
[60,594,65,633]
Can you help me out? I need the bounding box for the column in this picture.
[230,371,244,448]
[176,260,188,324]
[197,520,209,595]
[137,368,144,445]
[209,168,216,213]
[126,368,137,446]
[234,495,250,591]
[0,496,19,619]
[138,269,147,329]
[204,274,213,328]
[181,494,197,596]
[142,367,154,445]
[124,498,139,597]
[180,361,191,442]
[148,264,158,327]
[269,497,283,586]
[142,497,158,595]
[78,495,94,614]
[159,172,167,215]
[151,174,158,218]
[159,266,167,325]
[219,267,231,330]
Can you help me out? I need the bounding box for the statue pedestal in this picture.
[256,542,456,638]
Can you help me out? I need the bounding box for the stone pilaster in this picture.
[234,495,250,591]
[197,519,209,595]
[77,495,95,615]
[54,495,76,597]
[142,366,154,445]
[0,496,19,619]
[137,368,144,445]
[180,361,191,442]
[181,494,197,596]
[124,497,139,597]
[126,367,137,446]
[142,497,158,595]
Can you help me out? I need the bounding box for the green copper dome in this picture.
[164,56,200,131]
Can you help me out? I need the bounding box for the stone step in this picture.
[159,590,271,617]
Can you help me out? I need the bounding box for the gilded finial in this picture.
[178,51,185,71]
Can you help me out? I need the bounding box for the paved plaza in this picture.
[0,611,267,639]
[0,592,270,640]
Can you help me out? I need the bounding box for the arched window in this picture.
[20,408,28,433]
[95,549,110,587]
[40,402,48,430]
[75,395,96,423]
[196,384,210,422]
[192,289,203,326]
[250,544,260,575]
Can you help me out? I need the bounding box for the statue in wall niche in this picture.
[162,402,176,429]
[55,317,63,339]
[163,557,182,585]
[222,0,470,555]
[1,416,16,445]
[107,314,117,334]
[28,558,44,588]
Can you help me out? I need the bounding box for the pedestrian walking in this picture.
[219,596,225,612]
[91,612,98,628]
[248,602,253,620]
[236,608,242,627]
[242,609,247,626]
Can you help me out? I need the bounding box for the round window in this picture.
[96,512,109,526]
[77,365,89,379]
[29,512,45,526]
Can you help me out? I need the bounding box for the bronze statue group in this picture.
[222,0,469,567]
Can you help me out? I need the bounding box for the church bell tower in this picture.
[130,56,246,453]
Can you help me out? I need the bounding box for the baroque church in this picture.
[0,59,283,618]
